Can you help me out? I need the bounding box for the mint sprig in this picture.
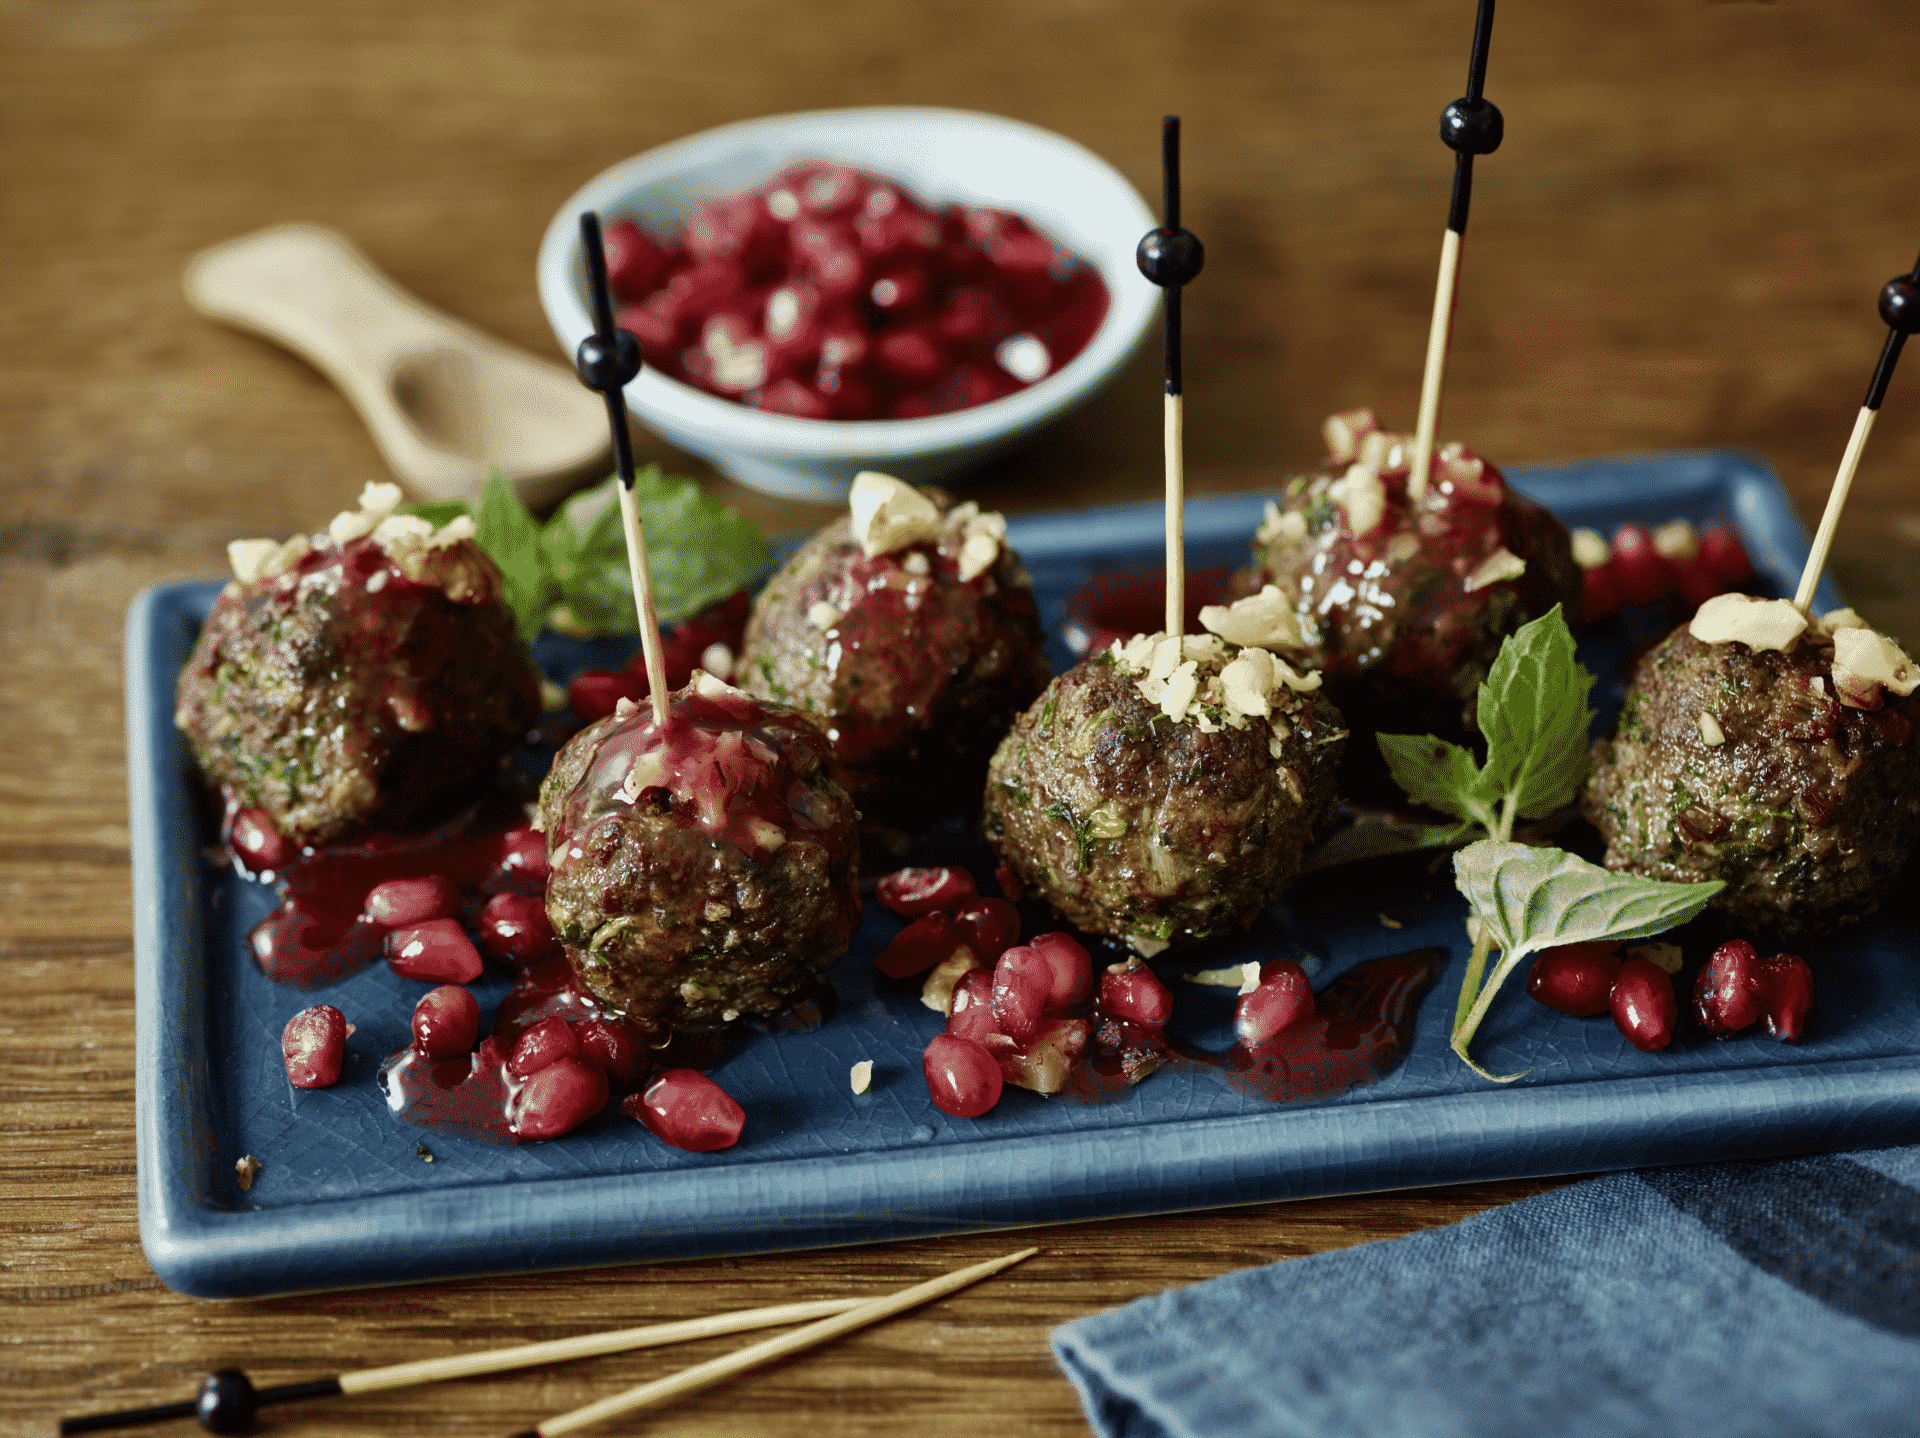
[1376,606,1723,1080]
[408,468,774,642]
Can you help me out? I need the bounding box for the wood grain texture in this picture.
[4,0,1915,1433]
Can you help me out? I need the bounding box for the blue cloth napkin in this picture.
[1053,1145,1920,1438]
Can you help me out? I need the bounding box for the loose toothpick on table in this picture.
[575,210,671,725]
[1408,0,1503,501]
[510,1247,1039,1437]
[1793,255,1920,610]
[57,1299,867,1435]
[1135,115,1205,637]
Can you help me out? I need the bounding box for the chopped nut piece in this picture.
[1652,519,1699,563]
[1570,527,1611,571]
[850,1060,873,1095]
[416,1142,435,1162]
[1200,585,1302,649]
[1379,913,1403,930]
[1463,547,1527,592]
[1327,462,1387,536]
[692,668,749,700]
[1833,625,1920,696]
[958,530,1000,582]
[1820,607,1867,633]
[1688,593,1808,652]
[849,470,942,557]
[614,696,639,718]
[1698,711,1726,746]
[1129,934,1170,958]
[920,946,983,1013]
[1160,660,1199,721]
[806,600,843,631]
[1322,407,1377,462]
[235,1155,262,1191]
[1627,942,1683,975]
[1220,650,1275,717]
[745,819,787,852]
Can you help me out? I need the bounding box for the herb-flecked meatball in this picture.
[983,634,1345,953]
[1584,618,1920,935]
[174,494,540,848]
[736,481,1048,827]
[1247,411,1581,747]
[539,673,860,1026]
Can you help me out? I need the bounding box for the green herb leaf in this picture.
[404,499,477,529]
[1475,605,1594,820]
[1375,733,1495,826]
[1453,840,1724,966]
[472,469,554,641]
[1301,815,1477,872]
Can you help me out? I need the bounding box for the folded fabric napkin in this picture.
[1053,1145,1920,1438]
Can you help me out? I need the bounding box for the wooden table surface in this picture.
[5,1,1916,1433]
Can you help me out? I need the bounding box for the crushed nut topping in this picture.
[1463,546,1527,592]
[1688,593,1808,652]
[1698,711,1726,746]
[1200,585,1303,650]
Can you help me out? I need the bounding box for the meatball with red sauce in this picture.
[538,671,860,1027]
[174,484,541,847]
[1246,409,1581,753]
[735,472,1049,827]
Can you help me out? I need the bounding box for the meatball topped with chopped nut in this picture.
[983,595,1345,954]
[1248,409,1581,748]
[174,483,541,847]
[736,471,1049,827]
[539,672,860,1026]
[1586,597,1920,936]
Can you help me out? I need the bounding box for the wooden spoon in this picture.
[184,222,610,508]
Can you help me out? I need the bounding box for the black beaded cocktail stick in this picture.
[574,210,671,725]
[1135,115,1205,636]
[1793,253,1920,609]
[1409,0,1503,499]
[56,1301,866,1434]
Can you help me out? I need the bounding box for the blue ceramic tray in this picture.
[128,449,1920,1299]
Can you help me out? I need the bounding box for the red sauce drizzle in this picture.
[1061,567,1239,659]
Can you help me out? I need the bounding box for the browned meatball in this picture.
[175,531,539,847]
[539,674,860,1026]
[1585,623,1920,936]
[983,640,1345,951]
[736,490,1048,828]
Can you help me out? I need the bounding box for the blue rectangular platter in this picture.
[128,448,1920,1299]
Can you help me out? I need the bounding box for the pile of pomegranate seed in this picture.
[1574,519,1752,622]
[567,590,751,722]
[1694,940,1815,1043]
[281,1005,349,1087]
[603,164,1109,421]
[927,932,1097,1115]
[624,1069,746,1151]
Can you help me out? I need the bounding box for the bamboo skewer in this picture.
[1408,0,1501,501]
[1793,255,1919,610]
[57,1299,868,1434]
[513,1248,1039,1438]
[1135,116,1204,638]
[576,210,671,727]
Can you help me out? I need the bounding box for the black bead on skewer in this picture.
[59,1368,344,1435]
[574,211,645,489]
[1135,115,1205,395]
[1865,252,1920,411]
[1437,0,1501,235]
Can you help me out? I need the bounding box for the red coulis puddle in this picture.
[1063,949,1445,1105]
[1062,567,1239,659]
[235,799,543,988]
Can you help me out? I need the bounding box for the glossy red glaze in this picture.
[1063,568,1239,660]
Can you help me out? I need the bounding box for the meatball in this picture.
[983,633,1345,952]
[1247,410,1581,747]
[539,672,860,1026]
[175,493,540,847]
[1584,617,1920,935]
[736,478,1048,827]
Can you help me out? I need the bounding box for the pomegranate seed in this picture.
[1027,931,1093,1009]
[1756,952,1814,1043]
[998,1017,1090,1094]
[954,898,1021,964]
[934,287,999,348]
[870,267,932,316]
[1694,939,1767,1036]
[991,945,1052,1042]
[512,1057,609,1140]
[479,893,561,965]
[572,1017,652,1086]
[796,164,867,219]
[946,968,1003,1045]
[363,875,461,928]
[472,1034,506,1073]
[753,378,835,419]
[1698,523,1753,588]
[1610,524,1672,608]
[1580,563,1623,623]
[411,985,479,1059]
[993,865,1024,902]
[604,219,668,299]
[1235,962,1315,1045]
[922,1034,1003,1117]
[627,1069,745,1151]
[281,1004,348,1087]
[876,866,977,917]
[486,826,549,894]
[1528,943,1624,1017]
[570,667,649,721]
[230,807,290,874]
[876,911,959,979]
[385,919,484,983]
[1101,958,1173,1027]
[874,325,946,383]
[1610,958,1678,1053]
[508,1016,581,1078]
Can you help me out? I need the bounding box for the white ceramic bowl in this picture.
[536,107,1158,502]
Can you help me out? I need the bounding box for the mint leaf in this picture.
[403,499,477,529]
[474,469,554,641]
[1476,605,1594,820]
[1453,840,1723,965]
[1375,732,1493,825]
